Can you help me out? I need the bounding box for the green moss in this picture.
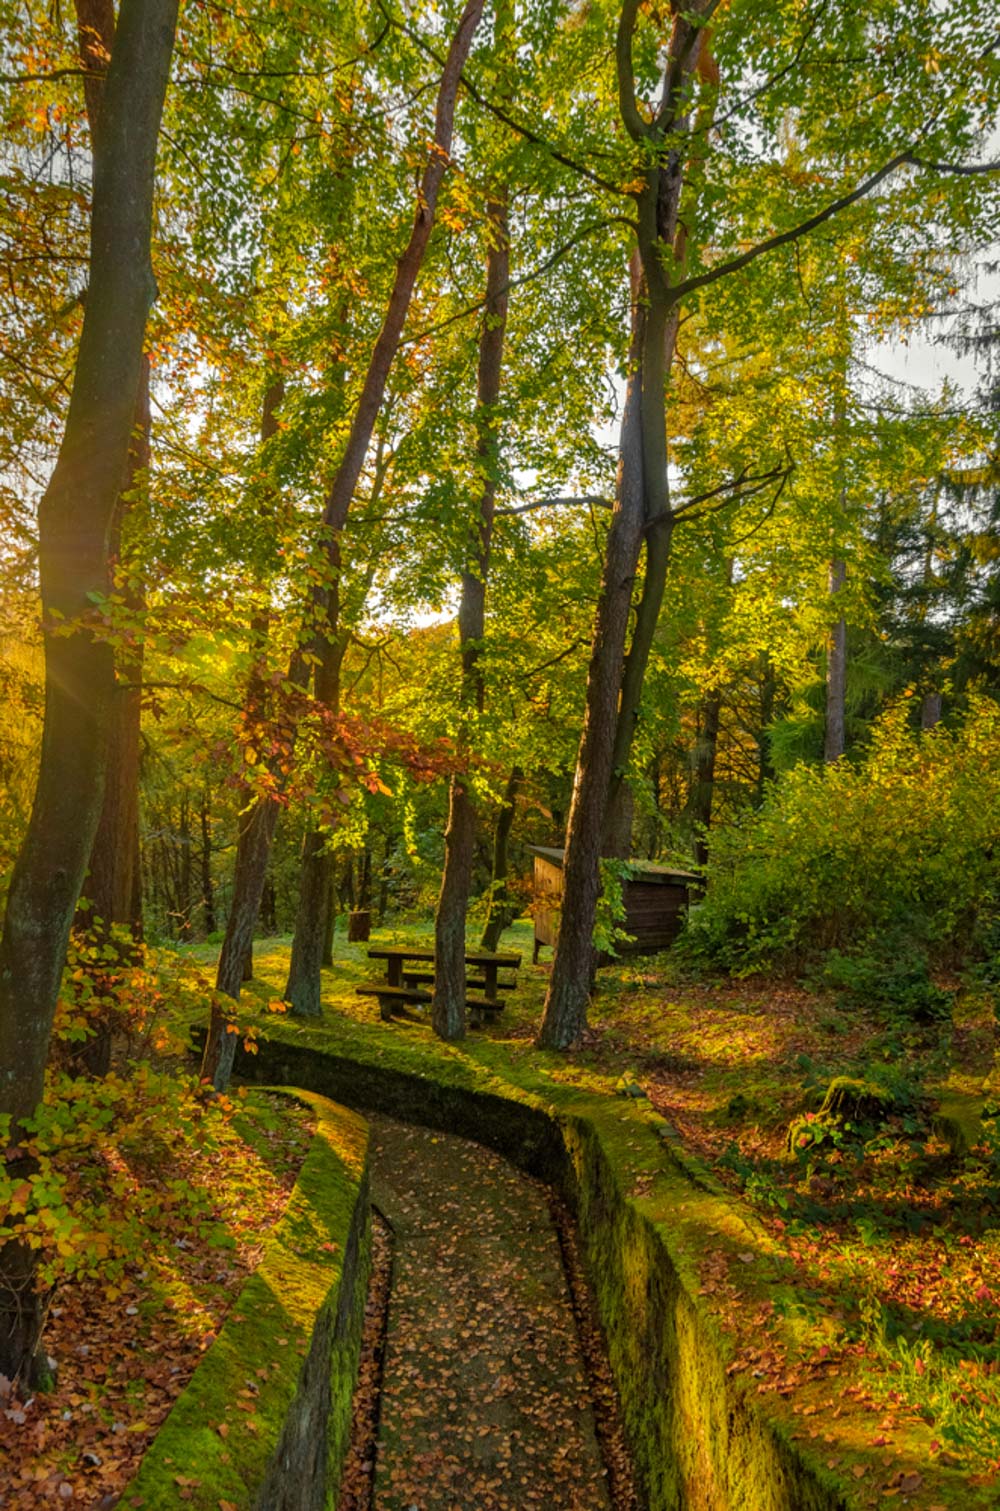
[124,1090,370,1511]
[176,975,994,1510]
[819,1076,897,1125]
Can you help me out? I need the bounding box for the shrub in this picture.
[678,696,1000,974]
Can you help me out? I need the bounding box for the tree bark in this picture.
[688,691,722,867]
[321,867,336,966]
[537,2,714,1049]
[199,786,215,936]
[757,654,777,805]
[199,373,299,1079]
[201,796,280,1089]
[480,766,522,951]
[76,362,149,1076]
[825,557,847,762]
[0,0,178,1385]
[433,192,509,1041]
[283,0,485,1022]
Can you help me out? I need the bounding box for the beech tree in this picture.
[537,0,1000,1048]
[0,0,179,1383]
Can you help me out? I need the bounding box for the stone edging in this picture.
[222,1025,985,1511]
[123,1089,370,1511]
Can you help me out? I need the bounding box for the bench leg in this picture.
[378,996,395,1022]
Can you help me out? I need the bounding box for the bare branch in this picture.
[672,461,793,523]
[495,494,611,517]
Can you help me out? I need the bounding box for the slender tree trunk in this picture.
[825,557,847,762]
[480,766,521,951]
[537,3,714,1048]
[688,691,722,867]
[282,0,485,1023]
[757,654,777,805]
[537,283,647,1048]
[201,798,281,1089]
[0,0,178,1385]
[199,788,215,936]
[433,192,509,1040]
[321,869,336,967]
[199,373,300,1078]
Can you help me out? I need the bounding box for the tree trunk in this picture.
[537,281,647,1047]
[76,362,149,1076]
[537,3,714,1049]
[177,795,192,938]
[688,691,722,868]
[0,0,178,1385]
[921,689,943,729]
[433,191,509,1041]
[825,557,847,762]
[283,0,485,1023]
[321,869,336,966]
[480,766,522,951]
[757,654,777,805]
[200,371,299,1070]
[200,795,280,1089]
[199,787,215,936]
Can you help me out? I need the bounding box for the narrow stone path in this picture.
[368,1115,613,1511]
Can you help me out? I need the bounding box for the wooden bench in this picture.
[401,970,517,992]
[354,983,431,1021]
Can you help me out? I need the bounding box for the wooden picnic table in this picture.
[365,946,521,1002]
[362,948,525,1021]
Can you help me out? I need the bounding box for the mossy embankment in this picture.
[183,956,989,1511]
[124,1089,371,1511]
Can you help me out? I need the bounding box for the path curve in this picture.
[368,1115,613,1511]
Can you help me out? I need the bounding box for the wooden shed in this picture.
[527,845,698,962]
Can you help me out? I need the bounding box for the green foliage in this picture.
[680,697,1000,972]
[820,940,954,1025]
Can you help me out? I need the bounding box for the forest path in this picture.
[362,1115,613,1511]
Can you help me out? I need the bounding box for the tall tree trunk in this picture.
[175,795,193,936]
[536,278,647,1048]
[0,0,178,1385]
[282,0,485,1023]
[199,787,215,936]
[76,362,149,1076]
[537,2,714,1049]
[200,375,296,1081]
[321,868,336,967]
[480,766,521,951]
[757,654,777,805]
[825,557,847,762]
[433,192,509,1041]
[201,797,281,1089]
[688,691,722,868]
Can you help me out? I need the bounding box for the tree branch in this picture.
[377,0,629,198]
[672,461,793,522]
[495,494,611,517]
[402,218,635,345]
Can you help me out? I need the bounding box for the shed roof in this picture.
[526,845,698,886]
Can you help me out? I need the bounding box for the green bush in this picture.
[679,696,1000,973]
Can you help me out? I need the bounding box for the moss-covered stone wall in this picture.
[229,1037,847,1510]
[124,1091,370,1511]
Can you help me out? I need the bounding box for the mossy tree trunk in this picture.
[0,0,178,1382]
